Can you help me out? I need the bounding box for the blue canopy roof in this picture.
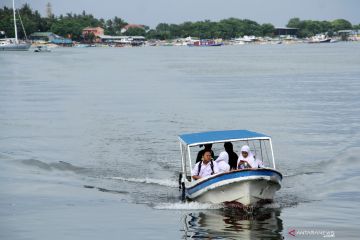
[179,130,269,146]
[50,38,72,44]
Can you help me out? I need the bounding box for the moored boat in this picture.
[0,38,30,51]
[308,38,331,43]
[187,39,223,47]
[0,0,30,51]
[308,34,332,44]
[178,130,282,206]
[33,45,51,52]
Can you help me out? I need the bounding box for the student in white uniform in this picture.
[237,145,264,169]
[192,150,219,180]
[215,151,230,173]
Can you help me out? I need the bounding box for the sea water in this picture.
[1,43,360,239]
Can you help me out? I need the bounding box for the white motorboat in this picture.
[34,45,51,52]
[308,34,332,44]
[178,130,282,206]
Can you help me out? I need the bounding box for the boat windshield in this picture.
[180,139,276,180]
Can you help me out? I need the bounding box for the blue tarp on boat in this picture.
[50,38,72,44]
[179,130,269,146]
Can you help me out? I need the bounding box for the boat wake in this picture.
[283,171,323,178]
[83,185,129,195]
[154,202,224,210]
[110,176,178,188]
[261,202,281,209]
[154,201,281,211]
[20,159,86,173]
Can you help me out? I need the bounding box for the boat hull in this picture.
[0,42,31,51]
[308,38,331,44]
[187,43,223,47]
[185,169,282,206]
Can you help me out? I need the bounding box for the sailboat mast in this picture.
[12,0,18,43]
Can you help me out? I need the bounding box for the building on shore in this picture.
[29,32,72,46]
[337,30,360,41]
[274,27,298,38]
[82,27,104,42]
[29,32,57,42]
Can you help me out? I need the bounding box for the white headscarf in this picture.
[237,145,263,169]
[215,151,230,173]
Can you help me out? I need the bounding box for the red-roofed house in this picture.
[82,27,104,37]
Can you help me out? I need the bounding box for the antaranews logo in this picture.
[287,227,336,238]
[288,229,296,237]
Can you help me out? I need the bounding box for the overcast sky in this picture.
[2,0,359,28]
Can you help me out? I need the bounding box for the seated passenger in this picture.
[237,145,264,169]
[196,144,215,163]
[215,151,230,173]
[224,142,238,170]
[192,150,219,180]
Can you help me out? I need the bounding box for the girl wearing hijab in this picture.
[215,151,230,173]
[237,145,264,169]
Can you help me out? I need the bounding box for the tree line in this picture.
[287,17,359,38]
[1,4,359,41]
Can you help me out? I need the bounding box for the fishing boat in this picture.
[187,39,223,47]
[178,130,282,206]
[0,0,30,51]
[307,34,332,44]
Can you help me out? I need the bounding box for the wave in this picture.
[110,176,178,188]
[83,185,129,194]
[20,159,85,172]
[283,171,323,178]
[261,202,281,209]
[154,202,224,210]
[318,146,360,170]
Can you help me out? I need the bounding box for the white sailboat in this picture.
[0,0,31,51]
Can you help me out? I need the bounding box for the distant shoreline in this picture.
[1,4,359,43]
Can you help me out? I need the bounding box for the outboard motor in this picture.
[178,172,186,201]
